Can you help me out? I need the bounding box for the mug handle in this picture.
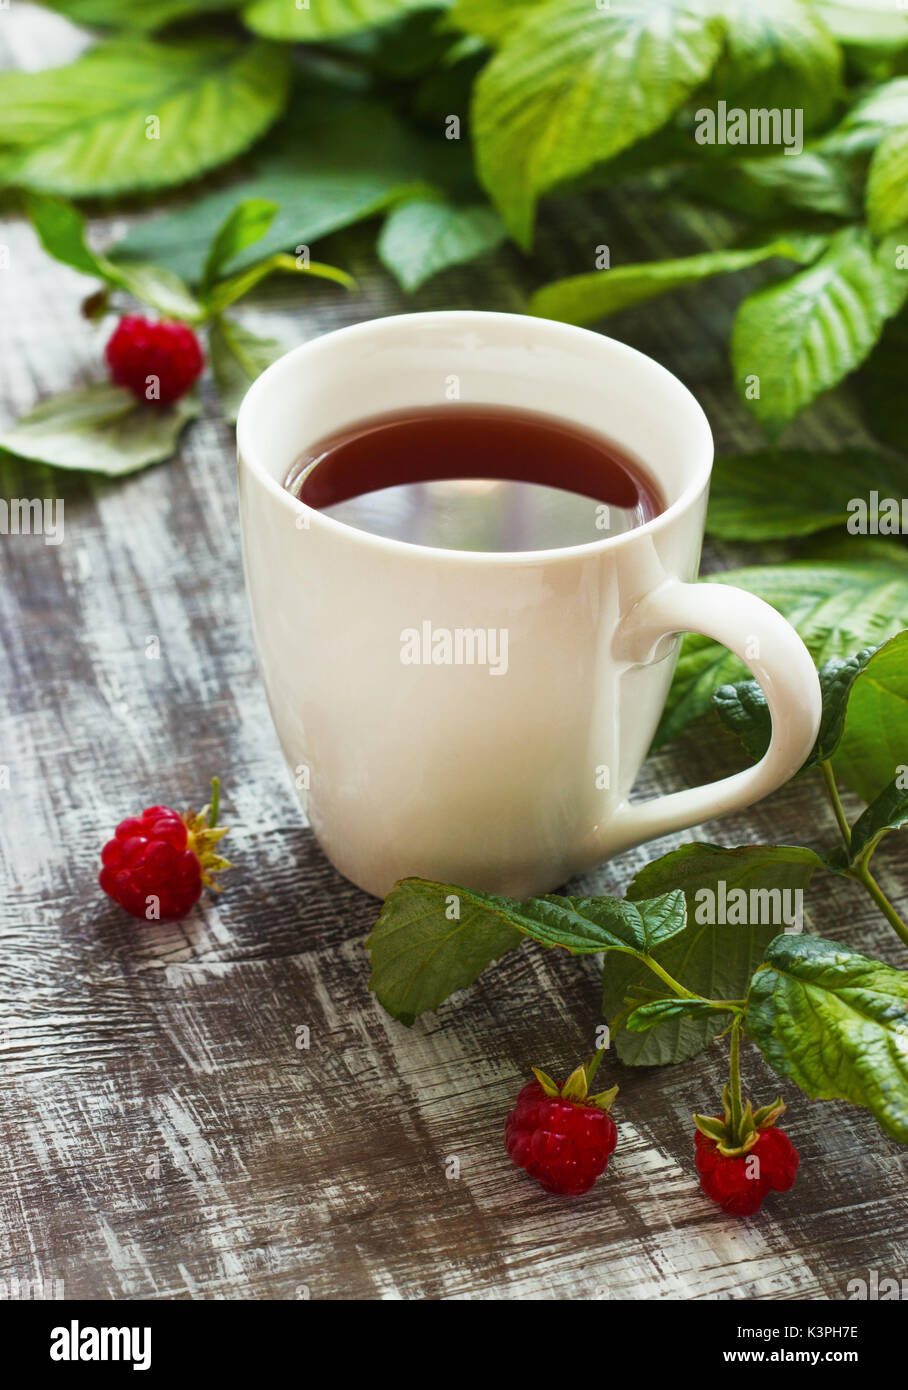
[606,578,822,854]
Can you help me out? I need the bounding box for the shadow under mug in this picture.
[237,311,822,899]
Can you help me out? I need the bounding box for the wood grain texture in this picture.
[1,6,906,1302]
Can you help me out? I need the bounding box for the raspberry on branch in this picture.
[695,1120,800,1216]
[693,1016,799,1216]
[105,314,204,406]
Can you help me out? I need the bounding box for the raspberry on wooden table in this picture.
[505,1051,618,1195]
[99,779,230,923]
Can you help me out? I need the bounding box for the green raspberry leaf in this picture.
[706,449,908,542]
[40,1,244,31]
[368,880,687,1024]
[25,192,201,321]
[848,779,908,866]
[628,842,825,904]
[746,934,908,1144]
[473,0,725,247]
[450,0,542,45]
[202,199,278,289]
[609,843,821,1065]
[700,0,843,130]
[603,919,777,1067]
[834,631,908,801]
[367,879,524,1026]
[681,149,857,222]
[867,127,908,236]
[242,0,442,41]
[0,36,291,197]
[562,889,689,954]
[712,680,774,765]
[377,198,505,292]
[529,237,826,328]
[731,227,908,438]
[625,998,726,1032]
[0,385,199,475]
[819,78,908,164]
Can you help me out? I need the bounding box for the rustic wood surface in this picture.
[1,6,906,1302]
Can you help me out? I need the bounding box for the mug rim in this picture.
[236,309,714,566]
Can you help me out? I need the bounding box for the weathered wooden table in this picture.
[1,8,906,1303]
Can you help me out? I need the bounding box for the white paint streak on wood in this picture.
[26,1122,52,1173]
[155,1094,235,1194]
[1,13,907,1301]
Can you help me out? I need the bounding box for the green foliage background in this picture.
[1,0,904,442]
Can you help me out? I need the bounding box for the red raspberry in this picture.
[105,315,203,406]
[505,1056,618,1195]
[695,1115,799,1216]
[99,780,230,923]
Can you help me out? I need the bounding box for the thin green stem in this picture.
[818,758,908,952]
[853,860,908,951]
[819,759,851,849]
[728,1015,744,1139]
[585,1046,606,1089]
[639,955,697,999]
[208,777,220,829]
[637,955,746,1012]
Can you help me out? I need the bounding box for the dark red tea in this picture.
[284,405,663,552]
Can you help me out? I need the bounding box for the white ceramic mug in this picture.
[237,311,821,899]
